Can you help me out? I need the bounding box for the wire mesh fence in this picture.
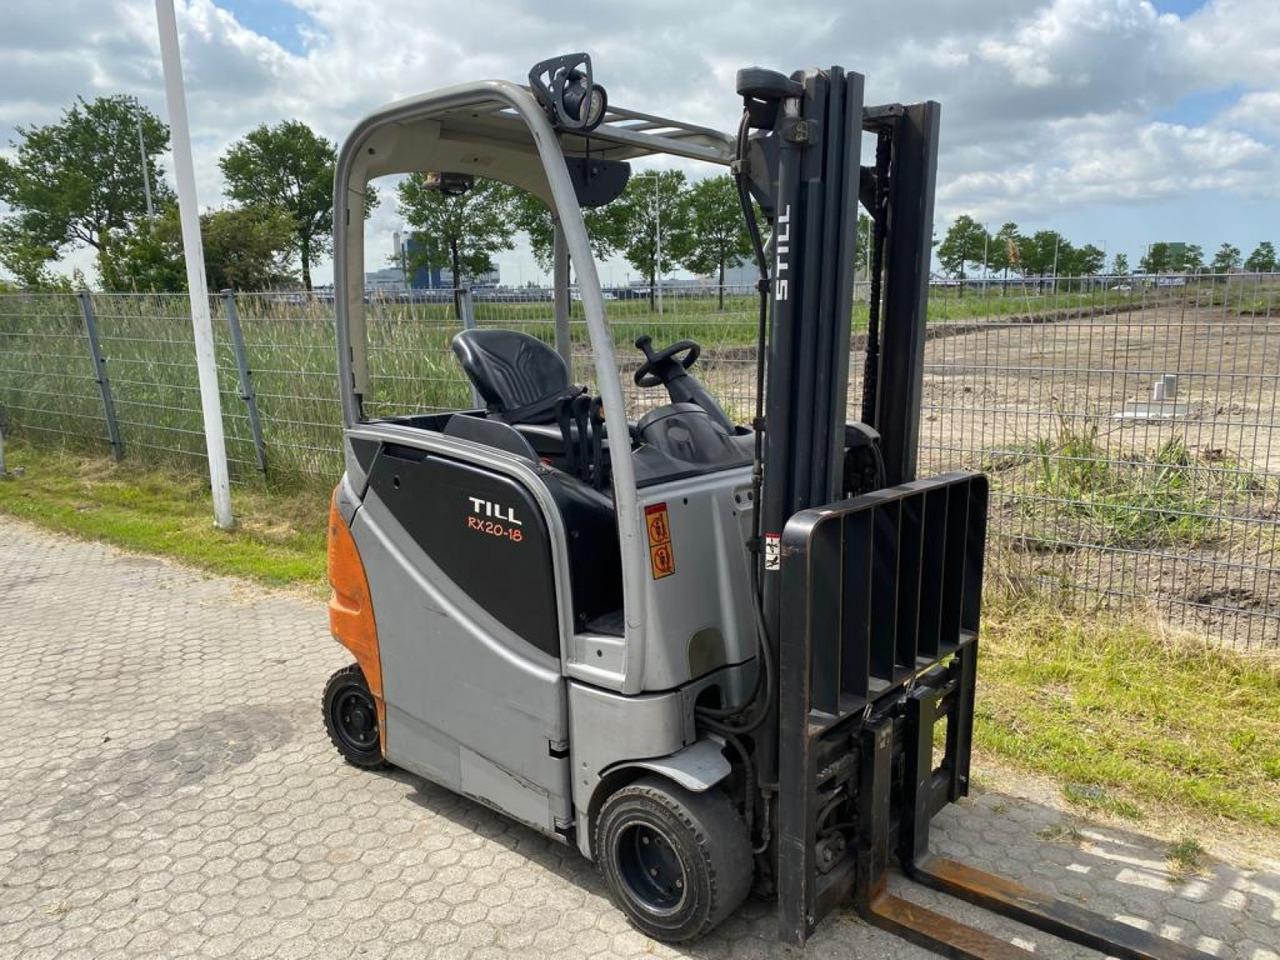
[0,274,1277,649]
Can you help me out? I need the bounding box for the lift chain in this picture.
[860,126,893,427]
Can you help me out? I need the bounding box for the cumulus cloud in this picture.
[1,0,1278,281]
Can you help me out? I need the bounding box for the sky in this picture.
[1,0,1279,286]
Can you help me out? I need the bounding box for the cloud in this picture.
[2,0,1279,283]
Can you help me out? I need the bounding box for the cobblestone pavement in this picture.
[1,516,1277,960]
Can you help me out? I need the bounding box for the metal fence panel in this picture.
[0,274,1276,649]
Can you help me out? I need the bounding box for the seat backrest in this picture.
[451,329,572,424]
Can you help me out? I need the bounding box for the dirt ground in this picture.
[689,300,1280,650]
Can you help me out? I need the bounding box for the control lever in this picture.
[589,397,606,491]
[571,394,593,483]
[555,395,578,477]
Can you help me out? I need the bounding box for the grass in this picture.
[1020,422,1261,549]
[2,439,1278,833]
[976,591,1280,828]
[0,440,329,590]
[0,284,1141,483]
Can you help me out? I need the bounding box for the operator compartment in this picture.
[367,324,760,694]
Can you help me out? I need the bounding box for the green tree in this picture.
[1174,243,1204,273]
[507,190,624,273]
[1211,242,1242,274]
[1111,253,1129,275]
[220,120,371,291]
[99,204,298,292]
[397,175,516,314]
[0,95,171,282]
[1244,241,1277,273]
[1018,230,1070,277]
[936,215,988,289]
[1070,243,1106,276]
[856,212,874,279]
[1139,242,1172,274]
[675,175,752,308]
[608,170,690,311]
[988,222,1022,279]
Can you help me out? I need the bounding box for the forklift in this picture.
[321,53,1212,959]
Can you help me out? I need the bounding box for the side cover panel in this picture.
[368,442,559,657]
[352,445,571,832]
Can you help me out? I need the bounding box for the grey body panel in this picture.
[342,423,761,848]
[635,467,758,692]
[352,470,572,833]
[567,662,753,858]
[623,738,733,794]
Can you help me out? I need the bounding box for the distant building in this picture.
[364,267,406,293]
[395,232,499,289]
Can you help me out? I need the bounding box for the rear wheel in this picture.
[595,776,752,942]
[322,664,386,769]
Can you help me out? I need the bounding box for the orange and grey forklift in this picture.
[322,54,1211,959]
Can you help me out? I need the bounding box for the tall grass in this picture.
[0,284,1138,482]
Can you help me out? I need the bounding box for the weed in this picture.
[1165,836,1206,878]
[1062,784,1145,821]
[1019,419,1256,549]
[1037,821,1084,845]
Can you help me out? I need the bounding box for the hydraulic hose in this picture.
[694,109,774,735]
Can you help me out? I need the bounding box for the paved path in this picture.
[0,516,1276,960]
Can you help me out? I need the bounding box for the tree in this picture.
[1112,253,1129,275]
[99,204,298,292]
[1173,243,1204,273]
[988,222,1022,279]
[1018,230,1070,277]
[855,212,874,279]
[220,120,373,291]
[675,175,753,308]
[508,190,624,273]
[937,215,988,289]
[1070,243,1106,276]
[1244,241,1277,273]
[397,175,516,314]
[1139,242,1172,274]
[0,95,171,281]
[608,170,690,311]
[1211,242,1242,274]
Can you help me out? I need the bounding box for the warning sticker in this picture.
[764,532,781,572]
[645,502,676,579]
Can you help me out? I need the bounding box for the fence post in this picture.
[221,290,267,475]
[457,287,484,409]
[552,219,572,369]
[78,291,123,462]
[0,416,7,476]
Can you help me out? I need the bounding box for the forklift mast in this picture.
[743,68,1209,960]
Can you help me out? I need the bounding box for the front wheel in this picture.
[595,775,752,942]
[322,664,386,769]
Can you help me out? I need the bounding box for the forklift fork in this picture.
[779,474,1215,960]
[856,691,1217,960]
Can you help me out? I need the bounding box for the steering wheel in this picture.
[633,335,701,388]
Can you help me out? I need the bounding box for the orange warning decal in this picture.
[645,502,676,579]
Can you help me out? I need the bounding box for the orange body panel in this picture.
[327,490,386,746]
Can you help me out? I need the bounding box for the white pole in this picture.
[137,114,154,218]
[653,173,663,316]
[1051,236,1060,296]
[155,0,233,529]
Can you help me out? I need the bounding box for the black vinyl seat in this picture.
[451,329,581,424]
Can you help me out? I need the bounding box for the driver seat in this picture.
[451,329,581,424]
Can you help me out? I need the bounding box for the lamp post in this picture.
[155,0,233,529]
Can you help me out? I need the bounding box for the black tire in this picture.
[595,775,752,942]
[322,664,387,769]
